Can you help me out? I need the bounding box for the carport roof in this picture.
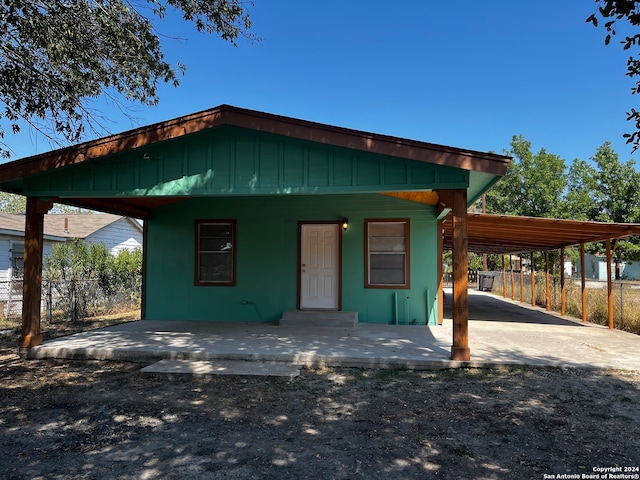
[442,213,640,254]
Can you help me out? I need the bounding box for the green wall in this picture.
[22,126,469,198]
[145,194,440,325]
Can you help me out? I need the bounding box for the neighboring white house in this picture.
[0,213,143,316]
[0,212,143,282]
[622,261,640,280]
[573,253,640,281]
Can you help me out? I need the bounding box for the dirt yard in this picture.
[1,321,639,479]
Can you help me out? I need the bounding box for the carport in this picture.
[440,212,640,329]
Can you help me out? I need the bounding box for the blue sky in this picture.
[6,1,639,167]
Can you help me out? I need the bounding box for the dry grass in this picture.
[492,273,640,335]
[0,309,141,336]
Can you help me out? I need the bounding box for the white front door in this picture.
[300,224,340,309]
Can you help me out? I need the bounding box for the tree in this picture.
[0,192,26,213]
[591,141,640,224]
[0,191,83,214]
[0,0,255,158]
[486,135,568,218]
[44,239,143,318]
[587,0,640,151]
[589,142,640,277]
[565,158,599,220]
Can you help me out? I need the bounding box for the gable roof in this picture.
[0,213,141,239]
[0,105,511,180]
[0,105,511,218]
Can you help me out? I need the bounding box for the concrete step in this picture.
[140,359,302,379]
[279,310,358,328]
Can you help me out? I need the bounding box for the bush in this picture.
[44,240,142,320]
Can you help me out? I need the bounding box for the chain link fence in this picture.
[441,270,640,334]
[489,271,640,334]
[0,276,141,329]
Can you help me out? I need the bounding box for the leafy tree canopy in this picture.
[581,141,640,268]
[486,136,640,274]
[0,191,82,214]
[0,0,255,158]
[486,135,568,218]
[587,0,640,151]
[0,191,26,213]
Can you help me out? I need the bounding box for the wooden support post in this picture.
[510,254,515,301]
[437,220,444,325]
[606,239,614,329]
[580,243,587,323]
[531,251,536,307]
[19,197,52,348]
[560,247,566,316]
[519,253,525,303]
[450,188,470,361]
[502,255,507,299]
[141,220,148,320]
[481,194,487,270]
[545,251,551,311]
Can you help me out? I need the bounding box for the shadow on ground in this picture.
[0,353,638,480]
[445,289,586,326]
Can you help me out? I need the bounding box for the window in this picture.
[10,242,24,279]
[195,220,236,285]
[365,219,410,288]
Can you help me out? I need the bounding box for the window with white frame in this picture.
[195,220,236,285]
[365,219,410,288]
[10,241,24,279]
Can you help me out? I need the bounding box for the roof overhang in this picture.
[0,105,511,219]
[0,105,511,180]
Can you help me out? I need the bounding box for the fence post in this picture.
[620,282,624,330]
[7,276,13,317]
[71,280,76,323]
[46,280,52,324]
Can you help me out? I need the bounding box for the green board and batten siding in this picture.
[21,126,469,198]
[146,194,439,325]
[17,125,474,325]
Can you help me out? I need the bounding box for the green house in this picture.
[0,106,510,359]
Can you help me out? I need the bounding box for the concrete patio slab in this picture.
[23,289,640,372]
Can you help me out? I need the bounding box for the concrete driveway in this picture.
[23,288,640,372]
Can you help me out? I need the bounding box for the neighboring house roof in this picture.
[44,213,142,238]
[0,212,142,239]
[0,213,29,236]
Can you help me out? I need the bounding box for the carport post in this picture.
[502,255,507,298]
[19,197,53,348]
[519,253,525,303]
[580,243,587,323]
[545,251,551,311]
[560,247,566,316]
[530,252,536,307]
[606,239,614,329]
[437,220,444,325]
[449,188,470,361]
[510,254,515,301]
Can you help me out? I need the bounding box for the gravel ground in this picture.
[1,322,639,479]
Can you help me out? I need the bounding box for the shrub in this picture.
[44,240,141,320]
